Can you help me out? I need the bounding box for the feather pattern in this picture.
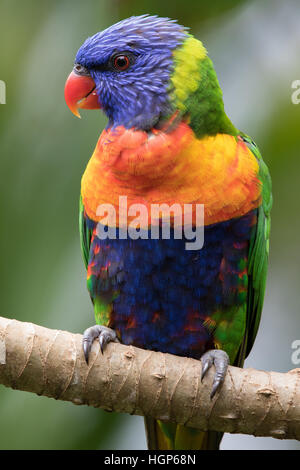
[71,15,272,450]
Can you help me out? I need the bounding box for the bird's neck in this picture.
[170,37,238,139]
[183,56,238,138]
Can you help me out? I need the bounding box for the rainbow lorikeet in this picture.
[64,15,272,450]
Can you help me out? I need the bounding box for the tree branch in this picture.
[0,315,299,440]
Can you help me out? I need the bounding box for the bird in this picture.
[64,14,272,450]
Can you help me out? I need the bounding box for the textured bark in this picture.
[0,315,299,440]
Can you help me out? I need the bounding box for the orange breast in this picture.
[81,122,261,227]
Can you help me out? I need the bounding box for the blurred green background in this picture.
[0,0,300,450]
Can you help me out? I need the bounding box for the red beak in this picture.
[64,71,100,118]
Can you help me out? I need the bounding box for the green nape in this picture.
[186,56,238,138]
[171,36,238,139]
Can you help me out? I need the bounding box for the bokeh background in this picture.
[0,0,300,449]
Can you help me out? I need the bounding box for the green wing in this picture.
[239,134,272,362]
[79,195,92,269]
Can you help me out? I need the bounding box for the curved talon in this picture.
[200,349,229,399]
[82,325,119,364]
[83,339,92,364]
[99,335,105,354]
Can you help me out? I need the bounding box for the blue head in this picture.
[71,15,188,129]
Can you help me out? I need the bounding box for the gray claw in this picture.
[82,325,119,364]
[83,339,92,364]
[200,349,229,399]
[99,334,105,354]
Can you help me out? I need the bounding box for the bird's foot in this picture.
[200,349,229,399]
[82,325,120,364]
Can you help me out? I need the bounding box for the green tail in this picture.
[144,418,223,450]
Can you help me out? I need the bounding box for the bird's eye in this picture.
[113,55,131,71]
